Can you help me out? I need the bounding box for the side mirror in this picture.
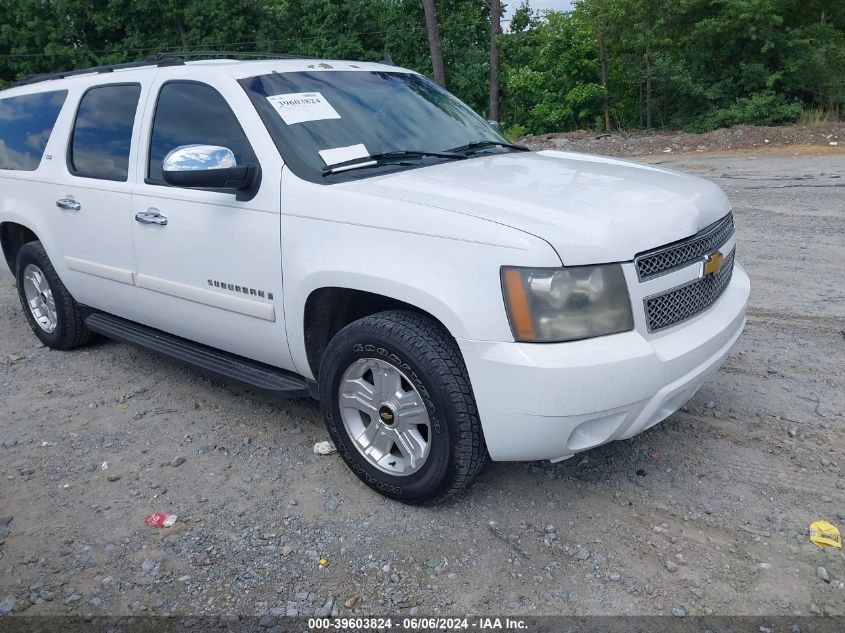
[486,119,503,133]
[162,144,258,190]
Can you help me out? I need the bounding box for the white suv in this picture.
[0,55,749,503]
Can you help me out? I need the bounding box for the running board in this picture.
[84,313,310,398]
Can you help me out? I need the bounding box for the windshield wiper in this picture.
[446,140,530,156]
[322,150,466,175]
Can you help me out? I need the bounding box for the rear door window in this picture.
[147,81,257,184]
[68,84,142,181]
[0,90,68,171]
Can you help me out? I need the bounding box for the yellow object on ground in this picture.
[809,520,842,549]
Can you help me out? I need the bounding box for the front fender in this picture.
[280,173,561,378]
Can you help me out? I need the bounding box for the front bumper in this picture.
[457,262,750,462]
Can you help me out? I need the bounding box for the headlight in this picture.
[501,264,634,342]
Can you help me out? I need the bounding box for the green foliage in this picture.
[500,11,605,133]
[504,122,528,141]
[684,92,804,132]
[509,1,538,34]
[499,0,843,133]
[798,107,842,127]
[1,0,843,133]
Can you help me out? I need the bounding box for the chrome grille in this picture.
[636,213,734,281]
[644,249,735,333]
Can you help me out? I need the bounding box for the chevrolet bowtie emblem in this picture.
[703,251,724,277]
[380,411,394,422]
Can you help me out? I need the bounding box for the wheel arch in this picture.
[0,222,40,274]
[299,282,464,380]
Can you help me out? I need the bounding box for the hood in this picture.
[346,150,731,265]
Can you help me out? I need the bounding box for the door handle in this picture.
[135,210,168,226]
[56,198,81,211]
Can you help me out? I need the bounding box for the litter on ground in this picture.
[809,520,841,550]
[313,441,337,455]
[145,513,178,528]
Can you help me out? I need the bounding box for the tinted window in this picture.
[0,90,67,171]
[148,82,257,184]
[69,84,141,181]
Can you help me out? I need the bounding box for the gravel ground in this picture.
[522,122,845,156]
[1,142,844,620]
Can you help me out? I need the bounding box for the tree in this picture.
[580,0,612,131]
[422,0,447,87]
[2,0,842,131]
[500,10,605,133]
[489,0,501,121]
[510,1,533,33]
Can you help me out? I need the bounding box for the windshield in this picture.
[239,70,509,182]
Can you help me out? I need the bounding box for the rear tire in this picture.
[15,241,93,350]
[318,310,487,504]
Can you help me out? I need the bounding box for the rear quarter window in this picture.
[0,90,68,172]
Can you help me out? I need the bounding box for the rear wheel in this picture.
[15,241,93,350]
[318,310,487,504]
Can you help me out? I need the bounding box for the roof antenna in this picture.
[382,52,395,66]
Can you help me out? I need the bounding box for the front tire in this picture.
[318,310,487,504]
[15,241,93,350]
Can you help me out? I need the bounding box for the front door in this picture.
[130,77,293,370]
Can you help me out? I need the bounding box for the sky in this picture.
[504,0,575,20]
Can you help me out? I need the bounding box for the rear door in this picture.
[129,76,293,370]
[44,82,145,313]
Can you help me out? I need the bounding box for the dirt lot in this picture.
[522,121,845,156]
[1,138,844,621]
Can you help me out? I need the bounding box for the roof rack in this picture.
[12,54,183,87]
[159,51,317,61]
[11,51,315,88]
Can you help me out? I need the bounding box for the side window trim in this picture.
[66,82,142,182]
[144,79,260,189]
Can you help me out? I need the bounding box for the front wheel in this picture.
[318,310,487,504]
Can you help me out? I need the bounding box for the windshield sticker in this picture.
[266,92,341,125]
[318,144,370,166]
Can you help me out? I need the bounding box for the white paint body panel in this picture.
[460,263,749,461]
[278,168,559,377]
[0,59,749,463]
[0,78,147,317]
[127,70,292,369]
[349,150,732,265]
